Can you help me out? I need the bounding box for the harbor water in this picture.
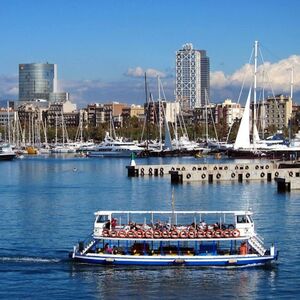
[0,155,300,299]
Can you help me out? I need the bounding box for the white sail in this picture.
[234,88,252,149]
[253,122,260,143]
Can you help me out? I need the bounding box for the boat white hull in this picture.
[87,150,142,158]
[72,252,277,267]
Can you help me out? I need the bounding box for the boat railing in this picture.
[253,233,264,244]
[99,224,242,239]
[77,232,95,253]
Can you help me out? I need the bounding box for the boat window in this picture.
[237,215,248,223]
[247,215,253,223]
[97,215,109,223]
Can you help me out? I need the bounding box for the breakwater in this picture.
[127,160,300,183]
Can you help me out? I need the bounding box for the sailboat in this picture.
[227,87,267,158]
[227,41,282,158]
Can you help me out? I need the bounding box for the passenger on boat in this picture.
[213,222,220,230]
[111,218,117,229]
[104,243,113,254]
[129,221,133,229]
[129,221,136,230]
[105,220,111,230]
[112,246,118,254]
[239,242,247,255]
[199,220,207,230]
[154,220,163,230]
[189,222,196,229]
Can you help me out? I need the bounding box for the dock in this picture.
[126,161,300,184]
[276,177,300,192]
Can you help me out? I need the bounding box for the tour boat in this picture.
[70,210,278,267]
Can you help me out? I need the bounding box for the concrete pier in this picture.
[276,176,300,192]
[126,161,300,184]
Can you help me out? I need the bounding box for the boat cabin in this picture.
[234,212,254,236]
[93,210,255,238]
[94,212,112,236]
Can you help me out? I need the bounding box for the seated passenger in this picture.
[105,220,111,230]
[199,220,207,230]
[111,218,117,229]
[166,222,171,230]
[239,242,247,255]
[214,222,220,230]
[104,243,113,254]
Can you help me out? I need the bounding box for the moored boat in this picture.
[87,132,144,158]
[70,210,278,267]
[0,144,16,160]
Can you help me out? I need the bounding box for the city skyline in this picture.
[0,0,300,107]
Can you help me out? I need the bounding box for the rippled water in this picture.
[0,155,299,299]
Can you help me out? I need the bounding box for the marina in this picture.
[1,0,300,298]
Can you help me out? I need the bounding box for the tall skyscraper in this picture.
[19,63,57,102]
[175,43,210,109]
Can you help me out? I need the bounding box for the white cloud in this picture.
[0,75,18,98]
[125,66,166,78]
[1,56,300,107]
[211,55,300,95]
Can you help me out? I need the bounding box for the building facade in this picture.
[19,63,69,104]
[175,43,210,110]
[86,102,128,127]
[257,95,292,129]
[46,101,77,127]
[145,101,180,125]
[216,99,244,126]
[19,63,57,102]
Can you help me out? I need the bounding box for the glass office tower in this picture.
[19,63,57,102]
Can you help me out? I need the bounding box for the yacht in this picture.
[0,144,16,160]
[87,132,144,158]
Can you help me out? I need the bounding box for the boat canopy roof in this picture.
[94,210,253,216]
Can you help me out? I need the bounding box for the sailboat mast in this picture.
[158,76,162,151]
[80,110,83,143]
[55,113,58,146]
[253,40,258,148]
[7,101,11,145]
[290,67,294,100]
[205,89,208,143]
[145,72,149,150]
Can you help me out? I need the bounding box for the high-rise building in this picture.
[19,63,57,102]
[19,63,69,104]
[175,43,210,110]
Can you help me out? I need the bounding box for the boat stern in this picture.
[270,244,279,261]
[69,245,78,259]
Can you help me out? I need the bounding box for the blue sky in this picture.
[0,0,300,106]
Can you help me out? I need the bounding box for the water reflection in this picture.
[0,155,299,298]
[69,263,279,299]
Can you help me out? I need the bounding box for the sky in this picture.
[0,0,300,107]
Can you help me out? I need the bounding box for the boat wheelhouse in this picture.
[70,210,278,267]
